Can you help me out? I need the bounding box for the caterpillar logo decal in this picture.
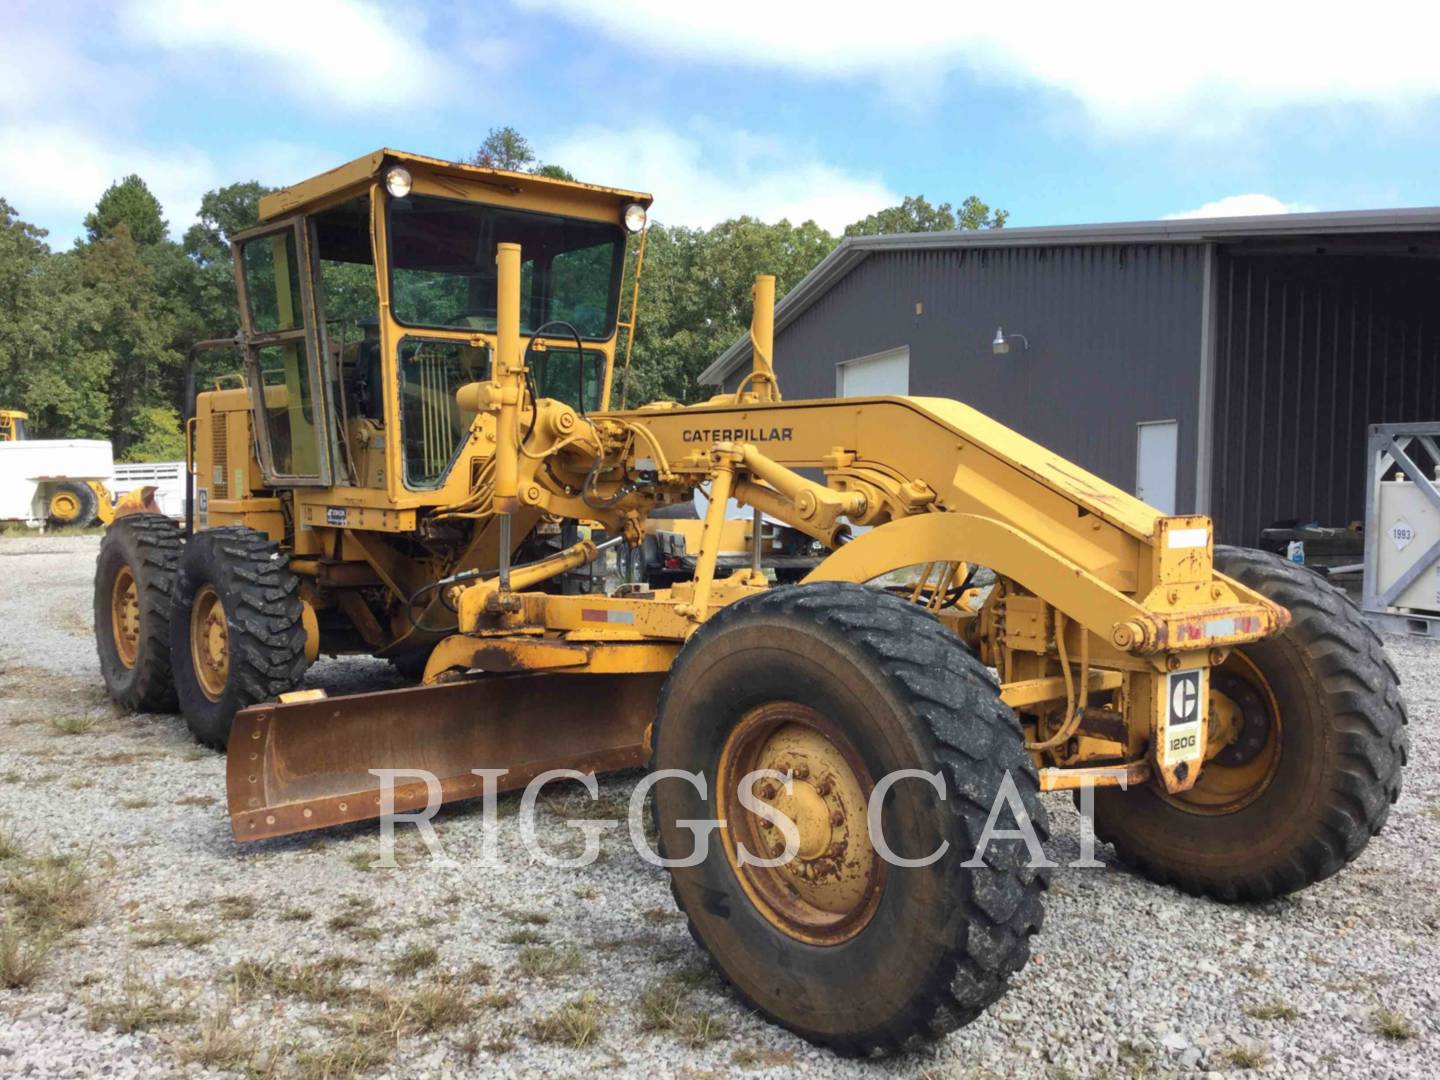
[683,426,793,444]
[1162,669,1205,766]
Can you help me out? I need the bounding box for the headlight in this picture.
[385,166,412,198]
[623,202,647,233]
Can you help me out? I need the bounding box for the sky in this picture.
[3,0,1438,247]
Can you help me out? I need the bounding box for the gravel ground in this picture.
[0,533,1435,1078]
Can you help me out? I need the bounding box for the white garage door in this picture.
[836,347,910,397]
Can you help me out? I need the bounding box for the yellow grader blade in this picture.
[227,673,663,842]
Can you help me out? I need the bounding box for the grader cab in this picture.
[93,149,1406,1054]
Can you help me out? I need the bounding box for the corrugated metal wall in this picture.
[760,244,1208,511]
[1211,252,1440,544]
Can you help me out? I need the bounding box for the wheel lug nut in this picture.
[759,783,778,800]
[792,765,809,781]
[830,810,844,826]
[815,778,832,796]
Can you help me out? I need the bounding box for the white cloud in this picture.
[1165,194,1316,220]
[519,0,1440,131]
[0,123,222,246]
[546,122,897,231]
[117,0,455,111]
[0,125,344,247]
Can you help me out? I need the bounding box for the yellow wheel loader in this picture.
[92,150,1407,1055]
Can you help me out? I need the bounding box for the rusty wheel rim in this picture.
[49,490,81,523]
[715,702,885,945]
[189,584,229,702]
[110,565,141,668]
[1165,652,1282,816]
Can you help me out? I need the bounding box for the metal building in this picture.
[699,209,1440,544]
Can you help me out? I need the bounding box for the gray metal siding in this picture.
[744,244,1207,511]
[1211,253,1440,544]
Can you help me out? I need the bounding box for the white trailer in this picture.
[0,438,115,527]
[112,461,187,520]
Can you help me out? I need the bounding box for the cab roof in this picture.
[257,148,654,223]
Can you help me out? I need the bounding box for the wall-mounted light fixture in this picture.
[992,327,1030,355]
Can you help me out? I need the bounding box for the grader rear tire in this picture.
[651,582,1048,1056]
[94,513,182,713]
[169,527,309,750]
[1091,546,1408,901]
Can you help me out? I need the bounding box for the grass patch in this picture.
[529,991,604,1048]
[174,794,214,807]
[479,989,519,1010]
[461,960,492,985]
[279,906,313,923]
[232,955,360,1006]
[118,797,155,810]
[291,1025,390,1080]
[132,916,215,949]
[2,851,94,930]
[517,944,584,980]
[641,907,679,925]
[48,713,100,736]
[87,750,169,766]
[0,918,53,988]
[1373,1006,1418,1041]
[0,822,22,861]
[502,927,544,946]
[639,973,731,1047]
[732,1047,796,1069]
[170,1004,253,1071]
[573,885,598,900]
[86,965,188,1033]
[326,897,377,935]
[330,979,471,1046]
[1222,1045,1271,1070]
[507,909,550,926]
[1245,999,1299,1021]
[405,980,470,1032]
[390,943,439,977]
[215,894,258,921]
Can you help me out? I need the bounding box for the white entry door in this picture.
[836,347,910,397]
[1136,420,1178,514]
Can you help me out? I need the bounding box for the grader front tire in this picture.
[169,527,310,750]
[651,582,1048,1056]
[1092,546,1408,902]
[94,513,183,713]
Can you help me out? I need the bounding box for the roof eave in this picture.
[698,205,1440,385]
[258,147,654,222]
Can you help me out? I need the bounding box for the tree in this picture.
[468,126,574,180]
[83,175,169,246]
[79,225,183,455]
[619,216,837,406]
[179,181,275,358]
[469,126,537,171]
[122,404,186,462]
[843,194,1007,237]
[182,181,272,263]
[532,163,577,181]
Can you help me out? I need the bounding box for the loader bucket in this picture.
[227,672,664,842]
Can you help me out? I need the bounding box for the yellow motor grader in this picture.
[93,149,1406,1054]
